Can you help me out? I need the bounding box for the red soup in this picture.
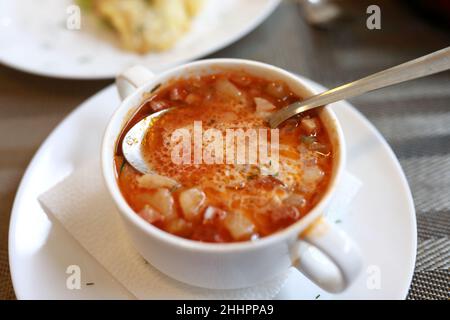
[115,72,333,243]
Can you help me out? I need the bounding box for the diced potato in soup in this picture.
[138,205,163,224]
[223,212,256,240]
[203,206,227,222]
[138,189,175,218]
[115,72,333,243]
[255,97,276,120]
[300,118,318,134]
[254,97,276,112]
[179,188,206,221]
[137,173,179,189]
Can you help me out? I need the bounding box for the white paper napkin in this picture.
[38,160,361,300]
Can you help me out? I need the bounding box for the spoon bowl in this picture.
[122,108,172,174]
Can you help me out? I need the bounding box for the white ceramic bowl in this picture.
[102,59,362,292]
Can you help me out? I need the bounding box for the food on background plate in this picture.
[77,0,204,53]
[115,72,333,243]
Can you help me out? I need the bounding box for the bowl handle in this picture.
[293,217,363,293]
[116,65,155,100]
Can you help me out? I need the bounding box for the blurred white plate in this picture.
[0,0,280,79]
[9,76,417,299]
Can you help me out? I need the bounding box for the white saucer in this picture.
[0,0,280,79]
[8,78,417,299]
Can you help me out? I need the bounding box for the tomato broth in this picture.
[115,72,333,243]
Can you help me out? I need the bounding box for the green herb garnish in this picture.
[315,294,320,300]
[150,83,162,93]
[301,135,316,144]
[119,159,126,175]
[335,219,342,224]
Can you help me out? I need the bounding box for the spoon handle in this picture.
[269,46,450,128]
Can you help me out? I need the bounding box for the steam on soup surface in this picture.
[115,72,333,243]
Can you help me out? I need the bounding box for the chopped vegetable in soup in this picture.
[115,72,333,243]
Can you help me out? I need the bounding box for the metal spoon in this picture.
[269,46,450,128]
[123,47,450,174]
